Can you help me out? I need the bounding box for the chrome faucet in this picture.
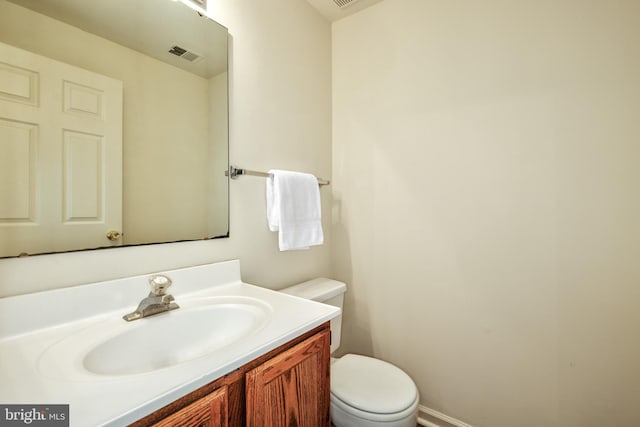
[123,274,179,321]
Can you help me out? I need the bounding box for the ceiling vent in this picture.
[168,45,202,63]
[306,0,383,21]
[333,0,360,8]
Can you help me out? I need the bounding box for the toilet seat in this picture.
[331,391,420,423]
[331,354,418,422]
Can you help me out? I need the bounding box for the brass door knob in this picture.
[106,230,121,241]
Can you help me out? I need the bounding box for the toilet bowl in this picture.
[280,279,419,427]
[331,354,419,427]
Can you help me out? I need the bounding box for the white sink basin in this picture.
[38,296,272,377]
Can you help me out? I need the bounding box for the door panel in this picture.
[63,130,103,221]
[0,61,38,106]
[0,118,36,222]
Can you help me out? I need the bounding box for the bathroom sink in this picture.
[0,261,341,426]
[38,296,272,377]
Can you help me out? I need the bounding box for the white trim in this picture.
[417,405,474,427]
[417,417,443,427]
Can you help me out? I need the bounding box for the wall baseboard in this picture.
[417,405,473,427]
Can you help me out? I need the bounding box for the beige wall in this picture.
[0,0,332,297]
[332,0,640,426]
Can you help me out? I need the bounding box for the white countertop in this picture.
[0,260,339,426]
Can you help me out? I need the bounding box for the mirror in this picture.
[0,0,229,258]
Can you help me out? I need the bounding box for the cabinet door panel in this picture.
[246,330,330,427]
[152,385,228,427]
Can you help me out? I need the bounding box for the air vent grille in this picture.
[168,45,202,63]
[333,0,360,8]
[180,51,200,62]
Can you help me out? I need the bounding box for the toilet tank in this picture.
[280,278,346,354]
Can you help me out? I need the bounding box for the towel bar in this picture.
[226,166,330,186]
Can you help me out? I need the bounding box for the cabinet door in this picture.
[152,385,228,427]
[245,330,330,427]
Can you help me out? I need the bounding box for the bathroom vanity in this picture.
[0,260,338,426]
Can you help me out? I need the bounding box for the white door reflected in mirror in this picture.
[0,41,123,257]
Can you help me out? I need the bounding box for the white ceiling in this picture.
[305,0,385,21]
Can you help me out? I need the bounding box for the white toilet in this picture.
[281,278,419,427]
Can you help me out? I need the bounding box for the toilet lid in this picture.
[331,354,417,414]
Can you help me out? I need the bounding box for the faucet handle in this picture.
[149,274,172,296]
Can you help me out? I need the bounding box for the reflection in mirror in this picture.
[0,0,229,258]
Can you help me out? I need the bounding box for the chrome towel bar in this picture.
[226,166,330,186]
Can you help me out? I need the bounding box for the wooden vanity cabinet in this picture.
[130,323,330,427]
[151,386,228,427]
[245,326,331,426]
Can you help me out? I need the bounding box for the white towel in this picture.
[266,169,324,251]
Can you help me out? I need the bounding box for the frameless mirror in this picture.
[0,0,229,258]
